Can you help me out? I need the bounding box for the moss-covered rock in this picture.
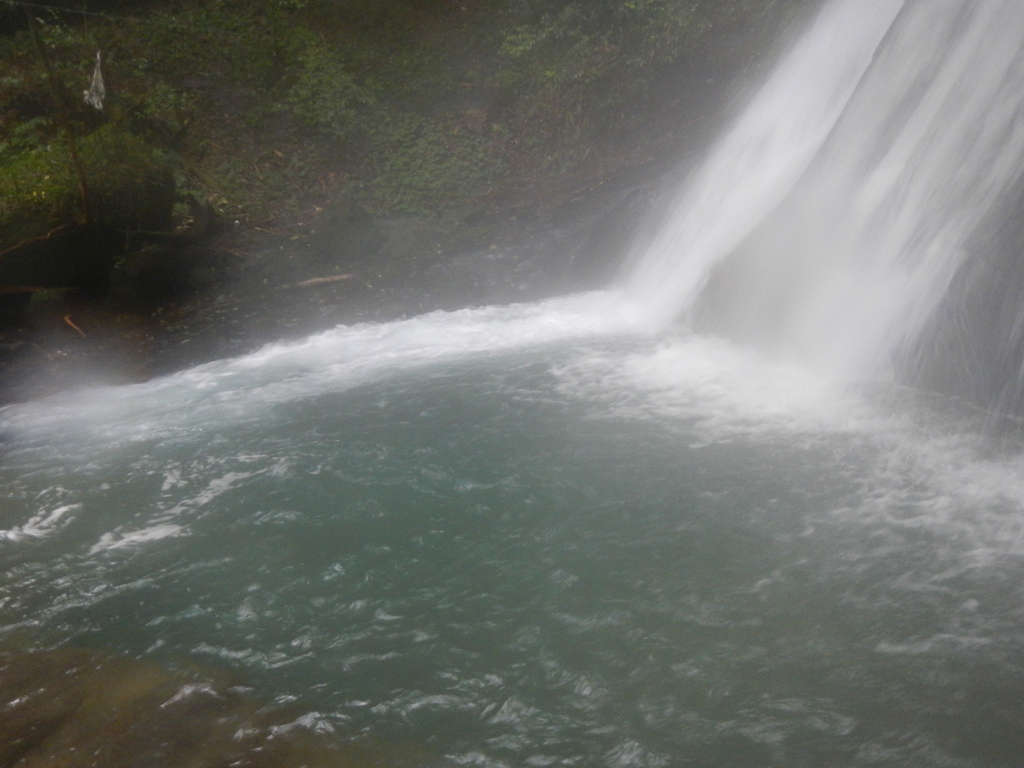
[0,224,124,296]
[78,127,176,233]
[0,127,175,294]
[0,126,175,251]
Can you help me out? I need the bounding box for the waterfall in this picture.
[623,0,906,325]
[8,7,1024,764]
[627,0,1024,388]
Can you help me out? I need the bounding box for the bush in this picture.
[0,126,174,250]
[365,113,500,213]
[283,32,377,141]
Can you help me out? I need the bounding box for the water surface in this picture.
[3,305,1023,767]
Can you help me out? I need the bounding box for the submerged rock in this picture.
[0,648,445,768]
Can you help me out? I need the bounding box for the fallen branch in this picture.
[295,274,354,288]
[0,224,75,262]
[63,315,87,338]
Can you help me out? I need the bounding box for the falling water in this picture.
[6,2,1024,767]
[623,0,905,328]
[630,0,1024,385]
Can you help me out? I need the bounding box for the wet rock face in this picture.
[0,224,124,298]
[0,649,443,768]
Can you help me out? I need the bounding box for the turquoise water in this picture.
[4,298,1024,766]
[7,1,1024,762]
[8,1,1024,761]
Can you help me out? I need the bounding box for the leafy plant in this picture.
[284,34,377,141]
[366,113,500,213]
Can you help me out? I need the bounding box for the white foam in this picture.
[89,523,185,553]
[0,503,81,543]
[153,471,258,522]
[553,333,873,441]
[550,331,1024,582]
[625,0,905,326]
[0,291,648,449]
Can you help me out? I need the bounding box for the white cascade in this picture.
[627,0,1024,380]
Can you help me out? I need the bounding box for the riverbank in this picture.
[0,163,654,403]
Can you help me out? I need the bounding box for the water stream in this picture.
[5,1,1024,766]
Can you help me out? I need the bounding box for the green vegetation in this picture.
[366,113,498,212]
[0,0,813,296]
[282,30,377,142]
[499,0,707,156]
[0,127,173,248]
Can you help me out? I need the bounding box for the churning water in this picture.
[6,1,1024,766]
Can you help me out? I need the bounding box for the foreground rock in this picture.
[0,647,444,768]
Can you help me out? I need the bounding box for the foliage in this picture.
[0,16,96,164]
[365,113,501,212]
[1,0,814,235]
[124,4,284,86]
[0,126,175,249]
[282,32,377,141]
[0,144,73,238]
[502,0,704,66]
[131,82,198,146]
[496,0,707,162]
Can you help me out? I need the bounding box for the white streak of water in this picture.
[0,292,647,447]
[627,0,1024,388]
[624,0,905,327]
[704,1,1024,378]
